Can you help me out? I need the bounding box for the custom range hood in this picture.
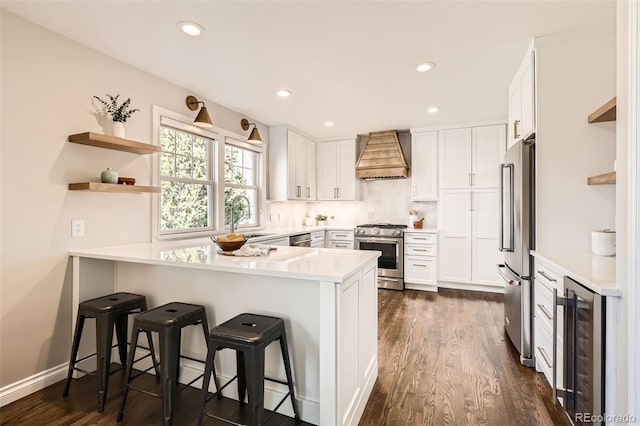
[355,130,409,179]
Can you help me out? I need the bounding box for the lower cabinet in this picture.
[533,258,563,402]
[404,232,437,292]
[310,231,325,248]
[259,236,290,246]
[327,230,354,249]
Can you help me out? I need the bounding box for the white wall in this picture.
[0,10,268,387]
[535,28,616,254]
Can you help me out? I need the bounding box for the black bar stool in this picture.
[197,313,300,426]
[63,292,159,412]
[117,302,217,426]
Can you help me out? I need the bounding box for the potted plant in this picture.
[316,214,328,226]
[93,93,140,138]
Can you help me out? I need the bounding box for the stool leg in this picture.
[236,351,247,404]
[198,313,221,397]
[96,313,115,412]
[279,333,300,421]
[244,348,265,426]
[145,330,161,378]
[196,343,217,426]
[63,312,85,397]
[160,327,180,426]
[117,326,140,422]
[114,314,128,366]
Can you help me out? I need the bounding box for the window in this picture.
[159,125,214,234]
[224,143,259,229]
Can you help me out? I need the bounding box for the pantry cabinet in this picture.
[409,130,438,201]
[317,138,357,200]
[508,42,535,147]
[269,127,316,201]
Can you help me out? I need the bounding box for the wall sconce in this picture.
[186,95,213,128]
[241,118,262,143]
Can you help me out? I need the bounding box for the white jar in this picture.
[591,229,616,256]
[101,167,118,184]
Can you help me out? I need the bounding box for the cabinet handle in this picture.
[413,248,429,252]
[335,244,348,248]
[537,303,553,320]
[337,187,340,198]
[297,185,301,198]
[513,120,520,139]
[536,346,553,369]
[307,187,310,198]
[537,270,557,283]
[469,192,473,211]
[412,263,427,267]
[334,234,348,237]
[334,187,337,199]
[413,237,427,240]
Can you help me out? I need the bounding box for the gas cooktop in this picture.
[356,223,408,229]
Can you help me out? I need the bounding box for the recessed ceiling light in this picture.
[178,21,204,37]
[427,106,440,113]
[276,89,292,97]
[324,121,334,127]
[416,62,435,73]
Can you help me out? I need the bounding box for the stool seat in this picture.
[198,313,300,426]
[210,313,285,345]
[63,292,157,413]
[118,302,217,426]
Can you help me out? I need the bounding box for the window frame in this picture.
[152,106,265,241]
[223,137,262,230]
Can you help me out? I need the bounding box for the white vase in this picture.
[112,122,125,138]
[101,167,118,184]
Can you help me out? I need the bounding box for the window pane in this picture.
[175,155,192,179]
[161,152,175,177]
[224,187,257,227]
[175,132,192,156]
[161,181,210,231]
[193,137,207,159]
[161,128,176,153]
[192,158,206,180]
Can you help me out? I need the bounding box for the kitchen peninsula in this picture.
[70,240,379,426]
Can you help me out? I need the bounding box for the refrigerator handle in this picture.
[499,163,514,252]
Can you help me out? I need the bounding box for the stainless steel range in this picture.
[354,223,406,290]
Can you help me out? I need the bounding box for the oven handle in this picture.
[355,237,402,244]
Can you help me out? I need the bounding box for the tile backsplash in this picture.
[266,179,437,228]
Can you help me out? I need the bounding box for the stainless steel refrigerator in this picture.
[498,136,535,367]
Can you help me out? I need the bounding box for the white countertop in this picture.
[70,240,379,282]
[531,250,620,297]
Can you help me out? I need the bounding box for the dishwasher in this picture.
[289,233,312,247]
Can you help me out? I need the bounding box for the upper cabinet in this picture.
[508,42,536,147]
[438,124,505,190]
[269,127,316,201]
[317,138,358,200]
[410,130,438,201]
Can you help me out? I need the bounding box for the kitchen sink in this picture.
[244,233,275,239]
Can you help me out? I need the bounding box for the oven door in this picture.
[355,237,403,278]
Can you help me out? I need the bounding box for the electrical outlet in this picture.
[71,220,85,237]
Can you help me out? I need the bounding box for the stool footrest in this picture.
[177,373,204,395]
[264,376,289,386]
[202,411,244,426]
[217,375,239,395]
[127,384,161,399]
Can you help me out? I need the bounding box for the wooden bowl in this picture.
[118,177,136,186]
[214,238,247,252]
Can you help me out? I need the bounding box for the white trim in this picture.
[318,135,357,142]
[410,119,507,134]
[0,363,68,407]
[405,282,438,292]
[437,280,504,294]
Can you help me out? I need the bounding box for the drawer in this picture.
[535,323,554,383]
[310,231,324,242]
[535,280,554,328]
[534,261,561,291]
[405,244,436,257]
[328,230,354,241]
[405,256,436,284]
[404,233,436,245]
[329,241,354,250]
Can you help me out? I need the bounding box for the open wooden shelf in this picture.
[587,97,616,123]
[587,171,616,185]
[68,132,161,154]
[68,182,160,193]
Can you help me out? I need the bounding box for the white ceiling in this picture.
[2,1,615,139]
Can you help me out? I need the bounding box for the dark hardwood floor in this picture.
[359,288,569,426]
[1,289,568,426]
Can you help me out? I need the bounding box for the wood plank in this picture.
[587,97,616,123]
[68,132,161,154]
[587,171,616,185]
[68,182,161,193]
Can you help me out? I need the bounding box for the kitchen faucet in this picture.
[229,195,250,234]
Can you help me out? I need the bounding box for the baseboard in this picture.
[437,281,504,294]
[0,363,68,407]
[130,348,319,424]
[405,282,438,292]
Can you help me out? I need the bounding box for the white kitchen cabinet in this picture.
[404,231,437,292]
[269,126,316,201]
[310,230,325,248]
[258,236,290,246]
[409,130,438,201]
[327,230,354,249]
[439,124,505,190]
[317,138,357,200]
[438,188,501,289]
[533,258,563,400]
[508,42,535,147]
